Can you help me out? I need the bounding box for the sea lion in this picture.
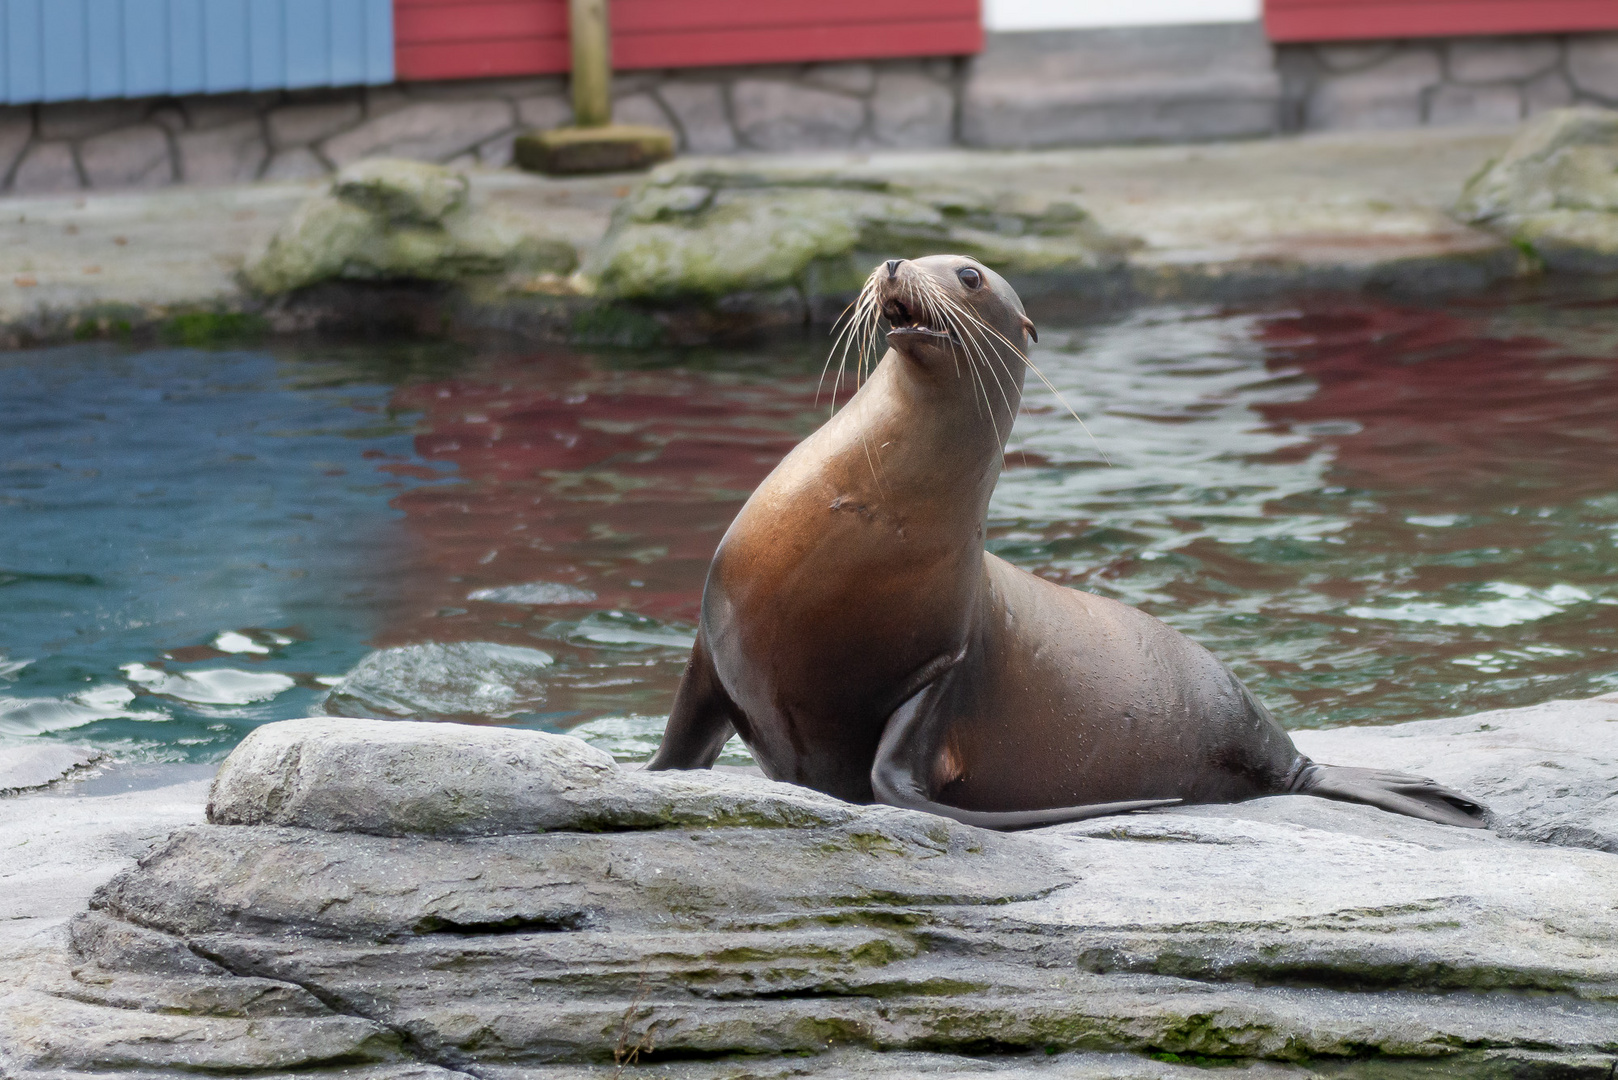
[648,255,1486,830]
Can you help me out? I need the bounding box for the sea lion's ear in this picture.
[1021,315,1039,344]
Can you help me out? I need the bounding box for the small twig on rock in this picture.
[613,968,656,1074]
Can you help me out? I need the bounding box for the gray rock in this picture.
[804,62,877,96]
[177,119,268,185]
[963,25,1280,149]
[1314,42,1399,74]
[181,93,276,132]
[321,100,516,167]
[515,94,572,131]
[319,641,556,721]
[476,1055,1312,1080]
[656,82,737,153]
[245,159,576,293]
[613,92,674,132]
[0,973,402,1074]
[54,696,1618,1073]
[267,100,364,149]
[335,157,469,222]
[586,163,1126,301]
[656,83,741,153]
[872,73,955,148]
[1293,695,1618,851]
[6,698,1618,1076]
[261,147,330,181]
[1446,37,1562,84]
[731,81,867,150]
[1426,83,1524,127]
[473,130,517,167]
[1524,69,1578,115]
[1454,107,1618,271]
[36,100,147,141]
[79,124,174,189]
[0,743,101,793]
[10,141,81,193]
[206,717,861,836]
[1567,34,1618,101]
[1305,49,1441,130]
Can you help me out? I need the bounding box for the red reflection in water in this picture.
[1252,301,1618,504]
[374,352,831,650]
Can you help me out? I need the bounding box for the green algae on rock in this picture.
[245,159,578,295]
[584,163,1136,302]
[1456,108,1618,273]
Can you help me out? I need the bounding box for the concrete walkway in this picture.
[0,127,1520,347]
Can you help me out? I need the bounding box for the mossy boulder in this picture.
[246,159,578,294]
[584,163,1133,301]
[1456,107,1618,272]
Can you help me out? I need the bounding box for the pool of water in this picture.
[3,289,1617,767]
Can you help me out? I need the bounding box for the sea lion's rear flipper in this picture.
[870,679,1179,831]
[647,630,739,771]
[1292,761,1488,829]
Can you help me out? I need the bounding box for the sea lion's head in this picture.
[871,255,1037,370]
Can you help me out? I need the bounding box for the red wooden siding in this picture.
[395,0,983,82]
[1266,0,1618,43]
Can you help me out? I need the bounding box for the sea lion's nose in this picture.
[885,259,902,280]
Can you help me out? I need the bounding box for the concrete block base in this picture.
[514,123,675,175]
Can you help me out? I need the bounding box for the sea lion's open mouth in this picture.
[883,298,954,342]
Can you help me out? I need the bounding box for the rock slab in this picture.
[0,741,101,792]
[5,699,1616,1079]
[584,160,1136,303]
[1455,106,1618,271]
[245,158,578,293]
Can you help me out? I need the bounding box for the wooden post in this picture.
[513,0,674,174]
[569,0,612,128]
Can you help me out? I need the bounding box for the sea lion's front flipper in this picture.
[869,679,1178,831]
[1291,762,1489,829]
[647,630,738,771]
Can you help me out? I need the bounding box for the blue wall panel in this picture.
[5,0,45,103]
[42,0,87,101]
[168,0,205,95]
[87,0,126,100]
[284,0,330,89]
[123,0,169,99]
[0,0,393,104]
[204,0,251,94]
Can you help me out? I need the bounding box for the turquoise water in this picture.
[3,291,1617,767]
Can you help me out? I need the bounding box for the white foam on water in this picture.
[1346,583,1595,628]
[566,611,696,650]
[121,663,296,705]
[213,631,272,654]
[468,582,598,605]
[0,684,169,737]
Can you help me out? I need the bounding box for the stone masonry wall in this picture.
[0,59,961,197]
[1,29,1616,197]
[1280,33,1618,130]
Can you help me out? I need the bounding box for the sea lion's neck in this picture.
[832,347,1023,510]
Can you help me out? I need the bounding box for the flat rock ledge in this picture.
[3,701,1617,1080]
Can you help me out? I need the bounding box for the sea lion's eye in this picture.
[957,267,982,289]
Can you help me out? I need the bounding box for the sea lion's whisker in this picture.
[939,303,1011,425]
[943,298,1112,468]
[824,268,886,406]
[934,293,1017,421]
[823,274,879,408]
